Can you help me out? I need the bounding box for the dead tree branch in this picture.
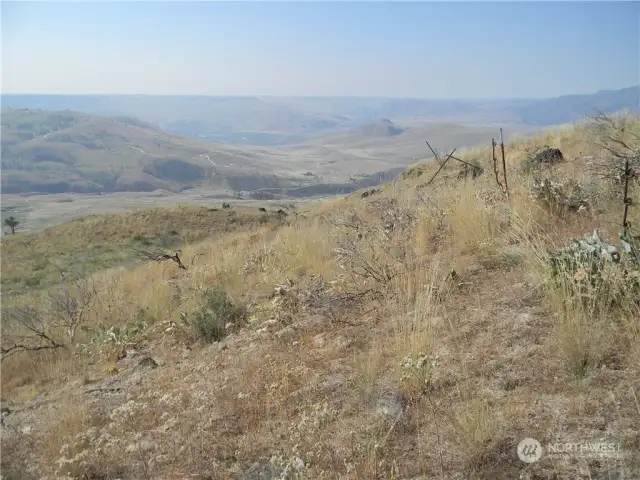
[48,273,98,344]
[134,248,187,270]
[584,111,640,235]
[587,111,640,161]
[1,306,65,360]
[1,270,97,360]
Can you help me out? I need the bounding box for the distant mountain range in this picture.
[2,85,637,196]
[2,85,637,145]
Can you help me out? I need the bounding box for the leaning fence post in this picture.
[622,157,632,236]
[492,138,503,191]
[500,128,509,198]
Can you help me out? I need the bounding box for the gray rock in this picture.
[137,356,158,369]
[376,390,406,418]
[591,471,625,480]
[241,455,305,480]
[274,326,295,340]
[125,439,152,453]
[323,374,345,390]
[333,336,352,349]
[313,333,326,347]
[516,313,533,325]
[241,457,285,480]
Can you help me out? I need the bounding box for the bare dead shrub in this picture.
[1,270,97,360]
[329,199,416,296]
[584,111,640,189]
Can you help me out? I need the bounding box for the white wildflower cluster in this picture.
[109,399,148,427]
[53,401,151,478]
[242,245,276,275]
[267,454,308,480]
[475,188,502,206]
[54,432,91,478]
[400,353,439,392]
[287,401,339,464]
[530,177,589,213]
[306,402,339,431]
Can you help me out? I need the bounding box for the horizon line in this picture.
[1,85,638,102]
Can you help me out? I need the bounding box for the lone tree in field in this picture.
[4,216,19,235]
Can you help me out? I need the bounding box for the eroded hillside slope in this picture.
[0,109,300,194]
[1,113,639,480]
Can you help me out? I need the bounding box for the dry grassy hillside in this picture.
[0,204,287,295]
[1,113,639,480]
[0,108,301,194]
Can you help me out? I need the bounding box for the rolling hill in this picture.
[273,120,527,183]
[2,85,637,145]
[1,109,534,197]
[0,108,306,194]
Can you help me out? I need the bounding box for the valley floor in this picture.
[0,190,329,234]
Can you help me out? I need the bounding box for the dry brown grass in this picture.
[0,204,283,295]
[2,114,640,479]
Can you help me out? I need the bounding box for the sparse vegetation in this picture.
[0,205,283,296]
[4,216,19,235]
[179,288,247,343]
[1,269,96,360]
[2,114,640,479]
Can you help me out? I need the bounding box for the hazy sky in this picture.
[2,1,638,98]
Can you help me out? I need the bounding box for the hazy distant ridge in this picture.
[2,85,637,144]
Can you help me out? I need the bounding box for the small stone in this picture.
[323,374,345,390]
[161,418,177,432]
[275,326,295,339]
[137,357,158,369]
[376,391,406,418]
[516,313,533,325]
[126,439,152,453]
[467,264,483,275]
[262,319,279,328]
[333,336,352,349]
